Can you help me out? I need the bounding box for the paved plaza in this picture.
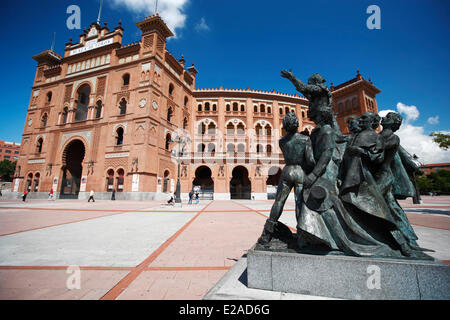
[0,196,449,300]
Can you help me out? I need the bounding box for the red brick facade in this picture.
[0,141,20,162]
[12,15,380,200]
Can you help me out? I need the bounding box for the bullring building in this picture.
[12,15,380,200]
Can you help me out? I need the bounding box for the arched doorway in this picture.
[266,167,282,199]
[33,173,41,192]
[60,140,85,199]
[26,173,33,192]
[163,170,170,193]
[230,166,251,200]
[192,166,214,200]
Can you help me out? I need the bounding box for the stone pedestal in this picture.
[247,245,450,300]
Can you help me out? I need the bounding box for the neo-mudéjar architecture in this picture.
[12,15,380,200]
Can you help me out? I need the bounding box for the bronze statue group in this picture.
[257,71,432,260]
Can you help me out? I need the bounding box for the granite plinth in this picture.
[247,245,450,300]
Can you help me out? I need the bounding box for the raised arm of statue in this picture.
[281,69,321,97]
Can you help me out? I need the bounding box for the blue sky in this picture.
[0,0,449,161]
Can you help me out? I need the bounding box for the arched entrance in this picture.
[266,167,282,199]
[163,170,170,193]
[60,140,85,199]
[230,166,251,200]
[192,166,214,200]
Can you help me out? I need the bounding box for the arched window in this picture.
[267,107,271,114]
[183,117,188,130]
[62,108,68,124]
[119,98,127,115]
[226,104,231,112]
[198,123,206,135]
[198,104,202,112]
[165,133,171,150]
[167,107,173,122]
[46,92,52,103]
[260,104,266,113]
[106,169,114,192]
[346,100,350,110]
[122,73,130,86]
[41,113,48,128]
[255,124,263,136]
[302,111,306,118]
[237,144,245,153]
[169,83,174,96]
[241,104,245,112]
[280,108,283,115]
[95,101,102,119]
[256,144,263,153]
[265,125,272,136]
[184,96,189,107]
[237,123,245,135]
[352,98,357,109]
[208,143,216,155]
[205,102,210,112]
[213,104,217,111]
[36,138,43,153]
[208,123,216,135]
[233,103,238,112]
[285,107,290,114]
[116,169,125,192]
[227,123,235,135]
[75,84,91,121]
[116,127,124,145]
[254,105,258,113]
[198,143,206,153]
[267,145,272,156]
[227,144,235,154]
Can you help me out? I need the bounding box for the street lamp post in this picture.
[171,135,190,204]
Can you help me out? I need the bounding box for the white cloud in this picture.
[195,17,210,32]
[379,103,450,164]
[110,0,189,36]
[396,102,419,122]
[427,115,439,125]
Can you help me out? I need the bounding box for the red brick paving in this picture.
[0,197,449,300]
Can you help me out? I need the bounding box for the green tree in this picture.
[430,132,450,150]
[0,160,16,182]
[417,170,450,195]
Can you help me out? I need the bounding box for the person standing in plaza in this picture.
[22,190,28,202]
[188,190,193,204]
[88,190,95,202]
[111,189,116,201]
[48,189,54,201]
[195,192,199,204]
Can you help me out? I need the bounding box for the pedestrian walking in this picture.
[195,192,199,204]
[22,191,28,202]
[111,189,116,201]
[188,190,193,204]
[48,189,54,201]
[167,194,174,205]
[88,190,95,202]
